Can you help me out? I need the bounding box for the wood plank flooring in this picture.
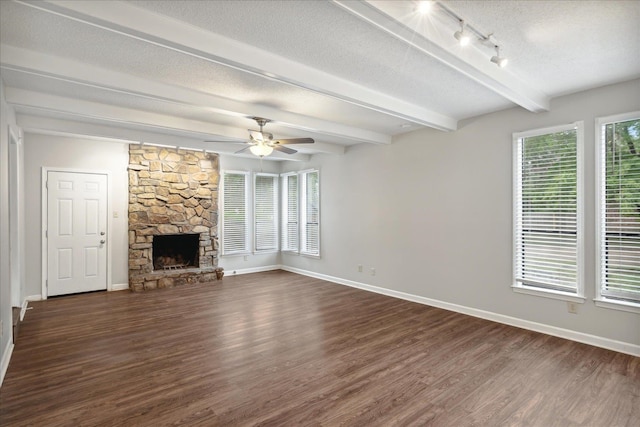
[1,270,638,426]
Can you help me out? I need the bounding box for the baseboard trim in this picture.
[20,299,28,322]
[1,339,14,388]
[21,295,41,321]
[281,266,640,357]
[223,265,282,276]
[110,283,129,291]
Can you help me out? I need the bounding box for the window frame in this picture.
[280,169,320,258]
[595,111,640,313]
[280,172,299,253]
[512,122,585,303]
[220,170,251,256]
[253,172,279,253]
[300,169,320,257]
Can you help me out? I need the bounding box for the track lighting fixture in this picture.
[454,20,470,47]
[490,45,508,68]
[416,1,509,69]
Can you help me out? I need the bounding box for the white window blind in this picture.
[281,173,299,252]
[301,170,320,256]
[221,171,249,255]
[514,124,582,293]
[254,173,278,252]
[597,115,640,303]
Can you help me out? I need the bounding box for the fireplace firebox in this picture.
[153,234,199,270]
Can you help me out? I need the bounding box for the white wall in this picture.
[0,77,19,383]
[282,79,640,349]
[218,154,283,274]
[23,134,130,298]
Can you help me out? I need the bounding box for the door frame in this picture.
[8,125,22,308]
[41,167,113,299]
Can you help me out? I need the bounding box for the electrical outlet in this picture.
[370,268,376,276]
[243,255,248,261]
[358,264,363,273]
[567,302,578,314]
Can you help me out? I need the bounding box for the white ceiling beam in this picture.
[16,0,457,131]
[0,45,388,145]
[16,114,311,162]
[334,1,550,113]
[4,87,248,139]
[4,88,329,158]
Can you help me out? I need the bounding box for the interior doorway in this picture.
[44,170,108,297]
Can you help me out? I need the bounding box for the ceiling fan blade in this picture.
[273,145,297,155]
[234,145,252,154]
[204,140,244,143]
[273,137,314,145]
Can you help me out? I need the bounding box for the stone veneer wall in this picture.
[128,146,219,291]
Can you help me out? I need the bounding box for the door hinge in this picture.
[46,280,48,288]
[45,230,48,238]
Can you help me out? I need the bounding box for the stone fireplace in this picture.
[128,146,220,291]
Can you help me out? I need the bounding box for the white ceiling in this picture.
[1,0,639,160]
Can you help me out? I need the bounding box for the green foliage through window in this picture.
[600,118,640,301]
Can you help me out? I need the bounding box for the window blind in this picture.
[281,174,299,252]
[515,127,579,292]
[254,173,278,252]
[222,171,249,255]
[301,170,320,256]
[599,118,640,302]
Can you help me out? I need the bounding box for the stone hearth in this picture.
[128,146,220,291]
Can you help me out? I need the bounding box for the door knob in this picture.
[100,240,106,244]
[100,231,105,235]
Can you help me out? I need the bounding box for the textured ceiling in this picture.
[1,0,639,160]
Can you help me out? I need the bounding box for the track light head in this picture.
[454,21,471,46]
[490,45,508,68]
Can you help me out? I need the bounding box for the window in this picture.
[281,169,320,256]
[221,170,250,255]
[596,113,640,308]
[254,173,279,252]
[301,170,320,256]
[281,173,299,252]
[513,123,584,299]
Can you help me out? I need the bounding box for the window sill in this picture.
[594,298,640,314]
[221,252,250,258]
[512,284,585,304]
[300,252,321,259]
[280,250,299,254]
[253,249,279,255]
[281,251,321,259]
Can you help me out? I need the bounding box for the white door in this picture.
[47,171,108,297]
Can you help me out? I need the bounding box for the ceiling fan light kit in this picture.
[206,116,315,158]
[249,143,274,157]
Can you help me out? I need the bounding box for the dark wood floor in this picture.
[1,271,638,426]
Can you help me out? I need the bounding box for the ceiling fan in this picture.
[206,117,314,157]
